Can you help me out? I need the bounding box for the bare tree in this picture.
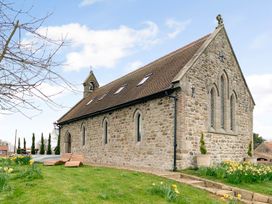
[0,1,72,117]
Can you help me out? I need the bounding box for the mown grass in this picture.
[0,164,224,204]
[183,169,272,196]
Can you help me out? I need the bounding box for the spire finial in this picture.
[216,14,224,27]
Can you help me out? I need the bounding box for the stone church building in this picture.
[57,18,255,170]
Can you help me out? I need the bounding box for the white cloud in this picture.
[246,74,272,140]
[124,60,144,74]
[79,0,104,7]
[36,22,159,71]
[165,19,191,39]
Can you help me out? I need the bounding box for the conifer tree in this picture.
[39,133,45,155]
[47,133,52,155]
[31,133,36,155]
[23,138,26,151]
[54,134,60,155]
[17,137,21,154]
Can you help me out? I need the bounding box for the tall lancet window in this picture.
[210,88,216,128]
[103,119,108,144]
[230,94,235,131]
[220,76,225,129]
[81,125,86,146]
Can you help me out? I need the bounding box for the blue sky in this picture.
[1,0,272,147]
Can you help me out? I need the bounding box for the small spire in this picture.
[216,14,224,27]
[90,65,93,73]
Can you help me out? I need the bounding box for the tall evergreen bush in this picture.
[200,132,207,155]
[31,133,35,155]
[47,133,52,155]
[39,133,45,155]
[54,134,60,155]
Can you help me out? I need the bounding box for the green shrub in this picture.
[200,133,207,155]
[17,164,43,181]
[0,173,9,192]
[39,133,45,155]
[31,133,36,155]
[149,182,180,202]
[54,134,60,155]
[247,141,252,157]
[47,133,52,155]
[195,161,272,184]
[12,155,32,165]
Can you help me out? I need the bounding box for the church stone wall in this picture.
[60,96,176,170]
[60,28,254,170]
[177,28,254,168]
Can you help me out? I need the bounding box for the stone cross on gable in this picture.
[218,51,226,62]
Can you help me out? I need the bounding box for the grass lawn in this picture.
[0,164,224,204]
[183,169,272,196]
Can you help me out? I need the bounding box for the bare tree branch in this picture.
[0,0,75,117]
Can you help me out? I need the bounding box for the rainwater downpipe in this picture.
[165,91,178,171]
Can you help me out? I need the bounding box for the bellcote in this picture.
[83,70,99,98]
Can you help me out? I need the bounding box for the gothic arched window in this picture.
[81,124,86,146]
[220,75,225,129]
[134,110,143,142]
[103,118,108,144]
[230,94,236,131]
[210,87,216,128]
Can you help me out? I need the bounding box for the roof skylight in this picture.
[98,94,107,100]
[114,84,126,94]
[137,73,152,86]
[86,99,93,105]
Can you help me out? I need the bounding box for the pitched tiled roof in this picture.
[255,141,272,154]
[0,146,8,151]
[58,34,210,124]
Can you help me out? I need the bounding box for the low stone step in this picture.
[216,189,234,197]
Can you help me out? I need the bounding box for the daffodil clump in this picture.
[11,155,32,165]
[199,160,272,184]
[150,181,180,201]
[0,167,13,174]
[223,160,272,183]
[221,193,241,204]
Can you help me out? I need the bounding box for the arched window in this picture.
[134,110,142,142]
[220,75,225,129]
[81,125,86,146]
[103,119,108,144]
[230,94,235,131]
[210,88,216,128]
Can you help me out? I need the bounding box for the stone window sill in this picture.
[208,130,238,136]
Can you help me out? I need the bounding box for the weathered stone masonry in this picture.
[59,24,254,170]
[61,96,176,170]
[177,28,254,168]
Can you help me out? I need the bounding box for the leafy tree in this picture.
[54,134,60,155]
[31,133,36,155]
[47,133,52,155]
[200,132,207,155]
[253,133,265,149]
[39,133,45,155]
[247,141,252,157]
[17,137,21,154]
